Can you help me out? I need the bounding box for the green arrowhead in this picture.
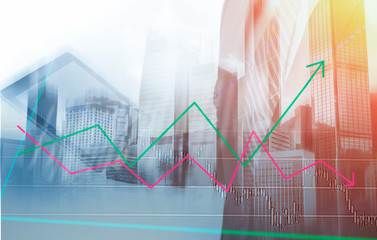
[243,60,325,166]
[306,60,325,78]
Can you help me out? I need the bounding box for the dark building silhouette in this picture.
[283,105,313,151]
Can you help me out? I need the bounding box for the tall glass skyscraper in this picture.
[309,0,373,235]
[138,32,199,185]
[309,0,372,161]
[188,61,217,186]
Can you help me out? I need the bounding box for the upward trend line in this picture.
[19,61,325,169]
[245,60,325,164]
[15,60,354,186]
[18,125,354,189]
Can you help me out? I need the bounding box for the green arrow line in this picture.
[243,60,324,166]
[19,61,325,169]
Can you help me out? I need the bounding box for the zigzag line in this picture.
[17,125,354,190]
[18,102,239,167]
[18,61,326,170]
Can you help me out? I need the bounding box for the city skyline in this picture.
[2,1,377,239]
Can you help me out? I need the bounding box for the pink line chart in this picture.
[17,124,355,191]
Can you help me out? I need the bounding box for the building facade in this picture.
[187,62,218,186]
[309,0,372,235]
[138,32,199,186]
[283,105,313,151]
[62,96,138,184]
[309,0,372,161]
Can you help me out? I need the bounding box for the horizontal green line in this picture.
[2,217,373,239]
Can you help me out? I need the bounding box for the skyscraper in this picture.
[263,129,291,152]
[188,61,217,186]
[283,105,313,151]
[309,0,372,162]
[309,0,372,234]
[138,31,199,185]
